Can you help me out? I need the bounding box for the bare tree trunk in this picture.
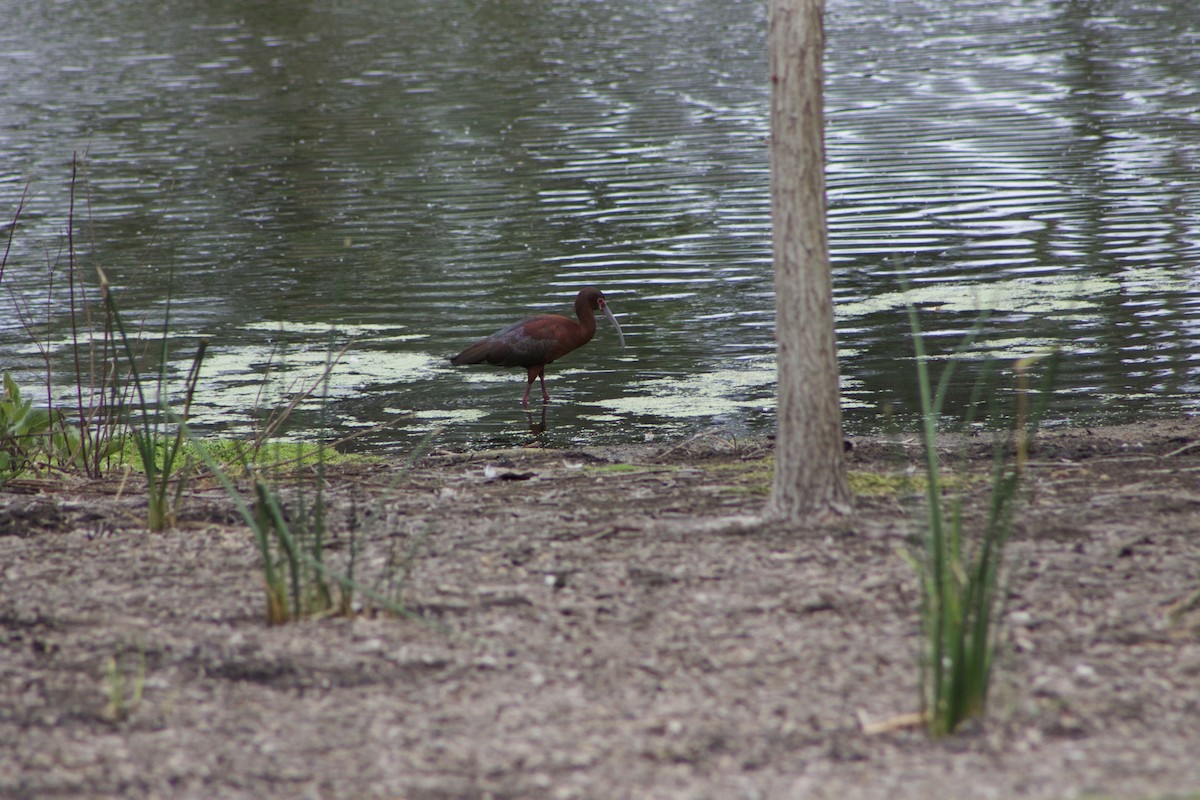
[765,0,852,521]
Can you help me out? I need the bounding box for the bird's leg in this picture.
[538,368,551,404]
[522,367,538,408]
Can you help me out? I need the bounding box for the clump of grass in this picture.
[99,266,205,531]
[586,463,649,474]
[0,372,63,482]
[251,464,337,624]
[119,438,372,476]
[101,644,146,723]
[905,306,1056,736]
[182,433,345,624]
[188,407,437,624]
[2,164,125,480]
[849,470,925,497]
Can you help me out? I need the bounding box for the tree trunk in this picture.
[765,0,852,521]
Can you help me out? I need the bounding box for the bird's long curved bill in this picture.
[603,304,626,348]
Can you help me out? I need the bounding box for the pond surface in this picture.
[1,0,1198,451]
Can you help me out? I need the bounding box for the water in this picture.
[1,0,1197,452]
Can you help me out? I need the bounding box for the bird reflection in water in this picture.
[525,405,548,435]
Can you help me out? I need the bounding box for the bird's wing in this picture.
[450,315,575,367]
[483,317,560,367]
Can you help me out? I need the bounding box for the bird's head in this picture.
[591,290,626,349]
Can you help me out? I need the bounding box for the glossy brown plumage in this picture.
[449,287,625,407]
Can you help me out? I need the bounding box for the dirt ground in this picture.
[2,419,1200,800]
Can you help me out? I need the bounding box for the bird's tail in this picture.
[449,340,490,366]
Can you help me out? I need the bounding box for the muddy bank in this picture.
[2,420,1199,799]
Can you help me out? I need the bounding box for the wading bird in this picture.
[449,287,625,407]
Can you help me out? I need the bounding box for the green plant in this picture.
[99,266,205,530]
[3,156,128,480]
[0,371,101,481]
[101,645,146,723]
[248,443,338,624]
[62,155,127,478]
[186,404,437,624]
[0,372,53,481]
[905,306,1056,736]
